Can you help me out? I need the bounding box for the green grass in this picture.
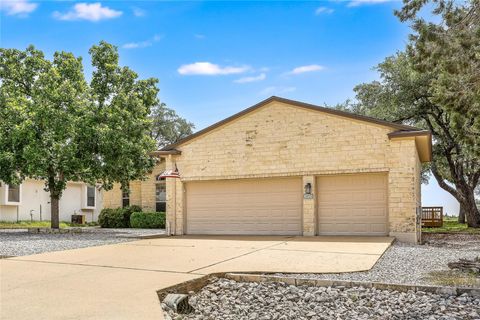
[0,220,98,229]
[422,217,480,234]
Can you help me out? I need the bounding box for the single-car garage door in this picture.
[317,173,388,236]
[186,178,302,235]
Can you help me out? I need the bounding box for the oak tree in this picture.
[0,42,158,228]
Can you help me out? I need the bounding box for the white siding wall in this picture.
[0,180,103,222]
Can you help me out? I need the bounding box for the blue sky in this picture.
[0,0,460,215]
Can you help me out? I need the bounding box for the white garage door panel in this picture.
[186,178,302,235]
[317,173,388,236]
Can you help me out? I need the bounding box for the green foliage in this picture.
[98,206,143,228]
[340,0,480,226]
[130,212,166,229]
[150,103,195,148]
[122,205,142,228]
[0,42,158,228]
[423,217,480,234]
[98,208,125,228]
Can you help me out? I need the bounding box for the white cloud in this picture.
[0,0,38,16]
[234,73,266,84]
[259,86,296,96]
[53,2,122,21]
[178,62,250,76]
[287,64,325,75]
[132,7,145,17]
[347,0,390,7]
[122,34,162,49]
[315,7,334,15]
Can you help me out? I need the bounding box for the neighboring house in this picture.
[106,96,432,243]
[103,161,167,213]
[0,180,102,222]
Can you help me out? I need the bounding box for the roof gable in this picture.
[161,96,423,151]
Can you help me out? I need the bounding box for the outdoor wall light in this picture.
[304,182,312,195]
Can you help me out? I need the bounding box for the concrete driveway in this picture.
[0,235,393,320]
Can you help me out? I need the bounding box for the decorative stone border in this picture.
[156,272,480,302]
[27,227,83,234]
[157,273,225,302]
[225,273,480,297]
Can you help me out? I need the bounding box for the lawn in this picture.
[422,217,480,234]
[0,220,98,229]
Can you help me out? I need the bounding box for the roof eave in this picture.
[151,150,182,156]
[388,130,432,162]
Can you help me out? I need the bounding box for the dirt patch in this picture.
[424,270,480,288]
[422,233,480,249]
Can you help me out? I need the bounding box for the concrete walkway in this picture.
[0,236,393,320]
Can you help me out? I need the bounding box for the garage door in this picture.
[317,173,388,236]
[186,178,302,235]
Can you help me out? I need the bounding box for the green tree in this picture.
[342,0,480,226]
[150,103,194,148]
[0,42,158,228]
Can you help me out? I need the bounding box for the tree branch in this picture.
[431,163,460,201]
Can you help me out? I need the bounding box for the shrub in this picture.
[122,205,142,228]
[98,208,125,228]
[130,212,165,229]
[98,206,143,228]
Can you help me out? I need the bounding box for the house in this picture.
[103,163,167,213]
[0,180,102,223]
[106,96,432,243]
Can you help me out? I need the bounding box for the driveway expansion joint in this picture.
[8,258,206,276]
[186,239,292,274]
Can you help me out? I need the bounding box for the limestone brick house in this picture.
[106,96,432,243]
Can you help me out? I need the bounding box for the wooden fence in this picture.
[421,207,443,227]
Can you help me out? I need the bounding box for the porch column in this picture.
[302,175,316,236]
[165,155,176,235]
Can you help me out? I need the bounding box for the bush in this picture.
[122,205,142,228]
[130,212,165,229]
[98,208,125,228]
[98,206,142,228]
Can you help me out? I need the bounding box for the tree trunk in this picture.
[460,188,480,228]
[50,194,60,229]
[458,205,465,224]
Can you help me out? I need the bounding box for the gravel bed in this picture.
[0,228,165,257]
[164,278,480,320]
[276,240,480,287]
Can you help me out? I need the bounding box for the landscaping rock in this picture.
[0,228,165,256]
[166,278,480,320]
[278,240,480,288]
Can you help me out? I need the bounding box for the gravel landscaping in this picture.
[0,228,165,257]
[164,278,480,320]
[277,238,480,287]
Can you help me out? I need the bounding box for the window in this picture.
[87,186,96,207]
[122,189,130,208]
[7,184,20,203]
[156,179,166,212]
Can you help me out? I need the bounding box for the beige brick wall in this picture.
[176,102,392,181]
[387,137,420,243]
[102,184,122,209]
[166,101,422,242]
[103,161,166,211]
[302,176,316,236]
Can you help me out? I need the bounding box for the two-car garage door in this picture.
[186,178,302,235]
[185,173,388,236]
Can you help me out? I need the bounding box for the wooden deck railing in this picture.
[421,206,443,227]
